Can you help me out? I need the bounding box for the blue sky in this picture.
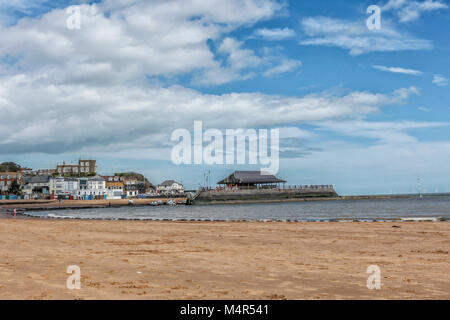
[0,0,449,195]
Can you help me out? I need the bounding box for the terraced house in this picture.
[102,176,125,200]
[0,172,23,194]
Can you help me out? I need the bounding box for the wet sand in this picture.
[0,219,449,300]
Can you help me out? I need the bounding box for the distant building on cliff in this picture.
[36,168,56,176]
[56,159,97,176]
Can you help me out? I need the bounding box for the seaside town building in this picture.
[76,177,106,199]
[56,159,97,176]
[23,175,51,198]
[102,176,125,200]
[19,167,34,175]
[36,169,56,176]
[124,177,139,197]
[56,162,79,175]
[63,178,80,198]
[0,172,23,194]
[49,177,65,196]
[2,159,152,200]
[79,159,97,175]
[157,180,184,195]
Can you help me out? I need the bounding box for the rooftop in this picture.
[218,171,286,185]
[159,180,182,186]
[24,175,51,184]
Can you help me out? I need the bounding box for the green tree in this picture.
[7,180,22,195]
[0,162,21,172]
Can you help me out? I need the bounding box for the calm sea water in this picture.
[25,195,450,221]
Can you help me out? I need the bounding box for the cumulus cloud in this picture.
[299,16,432,55]
[383,0,448,23]
[0,69,420,154]
[0,0,437,161]
[373,65,423,75]
[0,1,283,81]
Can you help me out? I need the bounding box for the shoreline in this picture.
[194,194,411,205]
[1,195,448,222]
[0,194,413,212]
[0,198,186,212]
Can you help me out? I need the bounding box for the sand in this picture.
[0,219,449,300]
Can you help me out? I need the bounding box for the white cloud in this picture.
[251,27,295,40]
[373,65,423,75]
[264,58,302,76]
[193,37,302,85]
[218,37,263,70]
[0,1,283,82]
[0,0,438,161]
[432,74,449,86]
[383,0,448,23]
[0,69,420,154]
[300,16,432,55]
[317,120,447,144]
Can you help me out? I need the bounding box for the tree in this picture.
[115,172,149,183]
[7,180,22,195]
[0,162,21,172]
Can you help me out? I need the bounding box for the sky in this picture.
[0,0,449,195]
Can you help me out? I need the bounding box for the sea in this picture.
[24,195,450,222]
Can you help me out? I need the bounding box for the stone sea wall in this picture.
[194,186,338,204]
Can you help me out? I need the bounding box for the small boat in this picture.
[148,201,160,206]
[167,199,177,206]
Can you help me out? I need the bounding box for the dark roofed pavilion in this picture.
[217,171,286,188]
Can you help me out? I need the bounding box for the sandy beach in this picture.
[0,219,449,300]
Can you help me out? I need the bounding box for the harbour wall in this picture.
[193,186,338,204]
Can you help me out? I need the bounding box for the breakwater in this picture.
[192,185,338,204]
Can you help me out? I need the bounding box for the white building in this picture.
[75,177,106,199]
[64,178,79,197]
[49,177,65,196]
[49,177,79,198]
[157,180,184,195]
